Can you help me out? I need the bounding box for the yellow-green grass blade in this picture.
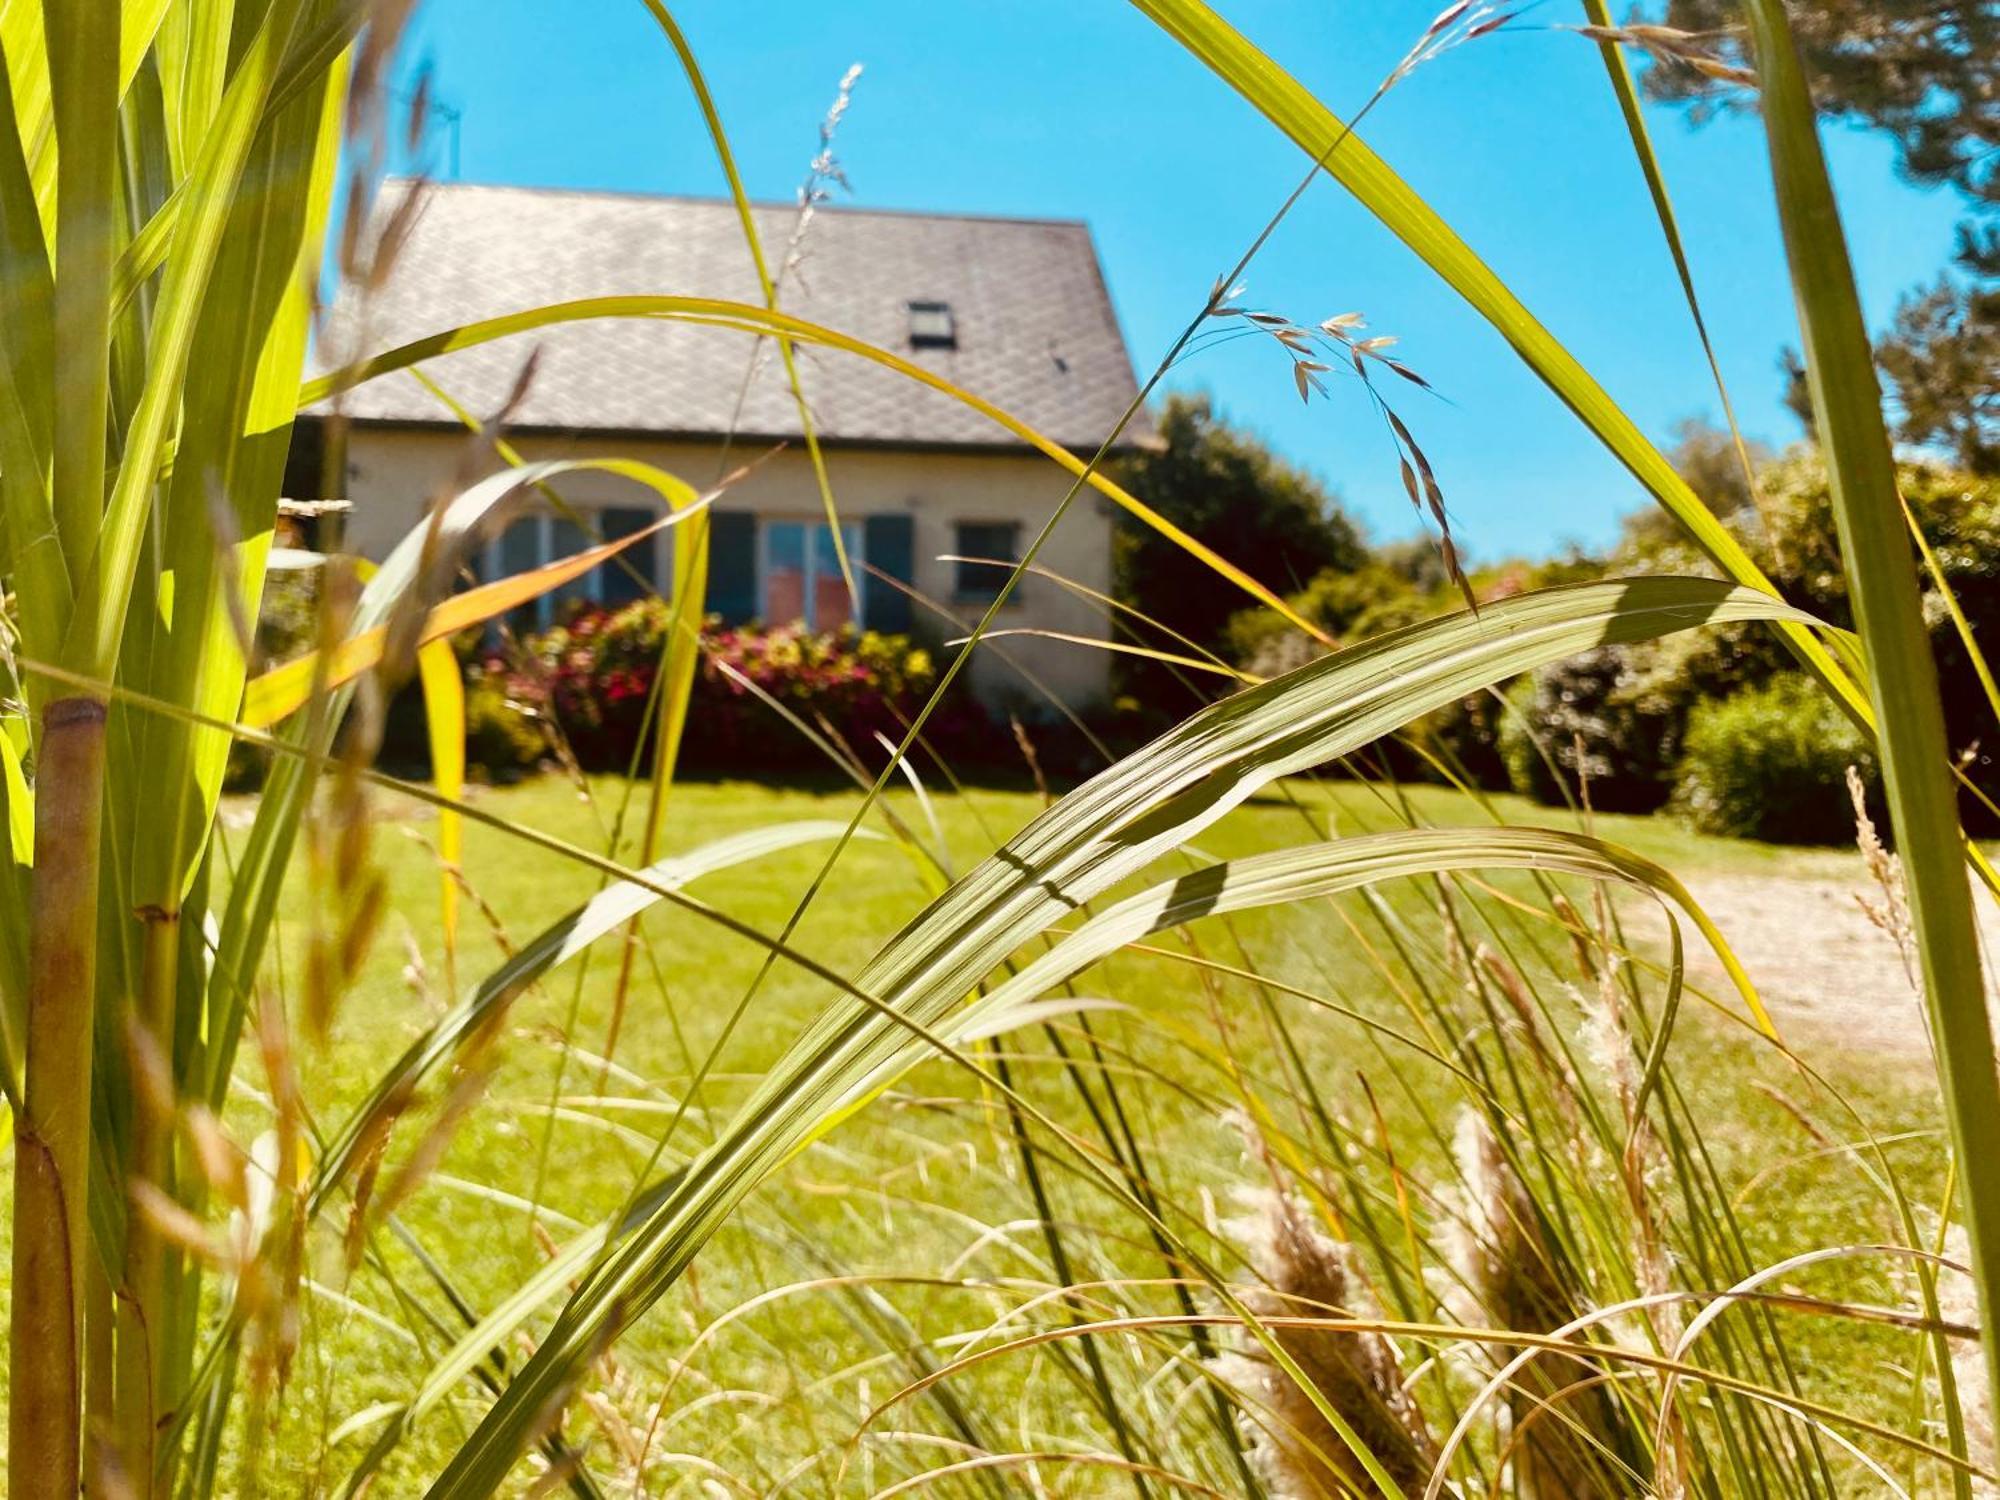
[825,825,1762,1146]
[423,576,1816,1494]
[965,627,1254,681]
[637,0,854,602]
[0,33,64,667]
[115,0,171,104]
[0,0,51,235]
[43,0,118,642]
[62,0,305,680]
[300,296,1335,647]
[1124,0,1862,717]
[201,454,701,1114]
[1905,494,2000,728]
[149,0,233,175]
[416,638,464,981]
[0,717,29,1083]
[0,722,28,868]
[1744,0,2000,1442]
[121,44,344,914]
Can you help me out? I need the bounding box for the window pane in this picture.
[765,521,806,624]
[812,524,862,632]
[499,517,543,629]
[954,521,1018,597]
[600,507,656,606]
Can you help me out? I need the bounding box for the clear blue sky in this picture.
[386,0,1967,559]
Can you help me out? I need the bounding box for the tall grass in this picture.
[0,1,1993,1496]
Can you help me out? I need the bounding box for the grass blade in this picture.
[1744,0,2000,1441]
[417,637,464,986]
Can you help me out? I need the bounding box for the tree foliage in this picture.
[1646,0,2000,471]
[1500,436,2000,830]
[1112,393,1368,660]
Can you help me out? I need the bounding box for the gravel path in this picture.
[1624,862,2000,1058]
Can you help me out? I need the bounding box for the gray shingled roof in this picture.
[317,180,1152,451]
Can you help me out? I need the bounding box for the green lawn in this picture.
[231,773,1944,1493]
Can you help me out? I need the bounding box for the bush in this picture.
[464,670,546,778]
[1497,646,1689,813]
[1113,393,1369,665]
[1670,675,1875,843]
[477,602,975,776]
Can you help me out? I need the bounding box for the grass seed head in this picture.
[1215,1147,1437,1495]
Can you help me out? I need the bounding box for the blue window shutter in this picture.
[599,507,658,606]
[863,513,914,632]
[706,511,758,623]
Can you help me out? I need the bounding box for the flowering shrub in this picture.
[478,600,963,773]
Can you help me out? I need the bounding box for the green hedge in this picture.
[1670,675,1875,844]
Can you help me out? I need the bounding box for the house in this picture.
[301,180,1154,713]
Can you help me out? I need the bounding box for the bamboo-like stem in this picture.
[10,695,109,1499]
[1745,0,2000,1446]
[115,909,181,1495]
[86,1254,117,1491]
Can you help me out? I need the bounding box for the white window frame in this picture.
[756,516,865,631]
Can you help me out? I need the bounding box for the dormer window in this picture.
[907,299,956,349]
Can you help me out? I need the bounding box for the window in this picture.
[907,299,956,349]
[485,508,660,628]
[762,519,863,630]
[953,520,1020,600]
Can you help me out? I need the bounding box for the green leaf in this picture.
[838,825,1763,1120]
[42,0,119,654]
[416,638,464,975]
[0,24,63,665]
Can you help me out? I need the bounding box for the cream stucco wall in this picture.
[337,427,1115,713]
